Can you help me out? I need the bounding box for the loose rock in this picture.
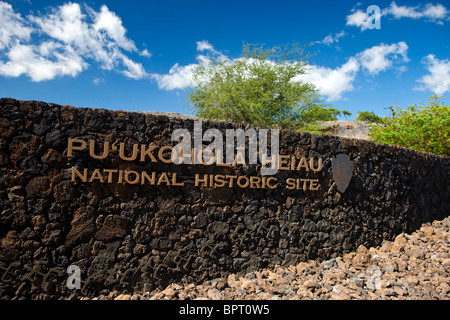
[96,217,450,300]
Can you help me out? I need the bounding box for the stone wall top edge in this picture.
[1,97,448,162]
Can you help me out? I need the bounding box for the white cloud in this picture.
[152,40,227,90]
[93,5,136,51]
[347,2,449,31]
[295,58,360,101]
[415,54,450,95]
[0,1,148,81]
[140,48,151,57]
[153,40,410,101]
[317,31,347,46]
[196,40,227,62]
[395,65,408,76]
[295,41,409,101]
[346,9,372,31]
[0,42,86,81]
[422,3,449,20]
[152,63,198,91]
[93,77,105,85]
[119,53,148,80]
[196,40,214,52]
[385,2,449,22]
[0,1,33,50]
[386,2,423,19]
[357,42,409,75]
[346,1,450,31]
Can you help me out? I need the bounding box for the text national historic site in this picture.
[67,132,325,191]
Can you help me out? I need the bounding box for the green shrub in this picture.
[187,42,350,130]
[369,95,450,156]
[355,111,384,123]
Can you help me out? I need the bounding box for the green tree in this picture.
[369,95,450,156]
[187,42,349,130]
[341,110,352,119]
[355,111,384,123]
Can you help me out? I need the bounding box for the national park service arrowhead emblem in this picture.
[332,154,354,193]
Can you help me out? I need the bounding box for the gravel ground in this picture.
[95,216,450,301]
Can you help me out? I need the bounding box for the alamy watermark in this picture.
[367,5,381,30]
[66,265,81,290]
[171,121,280,175]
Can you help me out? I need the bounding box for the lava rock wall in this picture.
[0,98,448,299]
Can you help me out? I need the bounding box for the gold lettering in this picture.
[158,146,174,164]
[124,170,140,184]
[261,177,267,189]
[261,154,277,170]
[266,177,278,189]
[89,140,110,160]
[250,176,261,189]
[278,155,290,170]
[140,144,158,162]
[141,171,156,185]
[89,169,104,183]
[157,173,170,186]
[119,143,138,161]
[309,158,323,173]
[237,176,249,188]
[171,173,184,186]
[226,175,237,187]
[286,178,296,190]
[310,179,320,191]
[296,157,310,171]
[104,169,118,183]
[67,141,325,192]
[299,179,309,191]
[71,167,87,182]
[214,175,226,188]
[68,139,87,157]
[291,155,296,171]
[195,174,208,187]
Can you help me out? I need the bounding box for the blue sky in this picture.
[0,0,449,118]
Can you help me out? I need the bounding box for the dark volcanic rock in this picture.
[65,206,96,248]
[25,176,51,198]
[95,215,128,242]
